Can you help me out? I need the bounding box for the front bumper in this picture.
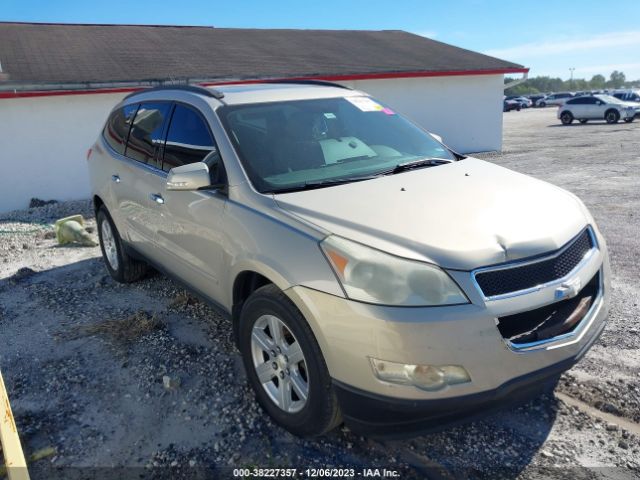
[333,319,604,437]
[284,229,610,434]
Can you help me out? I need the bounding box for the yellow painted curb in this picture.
[0,370,29,480]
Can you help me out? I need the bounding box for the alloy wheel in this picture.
[101,220,119,271]
[250,314,309,413]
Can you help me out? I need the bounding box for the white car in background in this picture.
[505,96,533,108]
[537,92,574,107]
[558,94,637,125]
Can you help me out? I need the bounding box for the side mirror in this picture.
[430,133,444,143]
[166,162,211,191]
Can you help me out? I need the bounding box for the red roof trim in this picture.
[0,68,529,99]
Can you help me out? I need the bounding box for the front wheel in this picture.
[624,117,634,123]
[539,101,546,108]
[605,109,620,124]
[239,284,341,437]
[579,119,588,124]
[560,111,574,125]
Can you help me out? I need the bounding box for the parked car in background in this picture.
[612,90,640,103]
[89,82,610,437]
[558,94,637,124]
[506,96,532,108]
[527,94,545,107]
[537,92,574,107]
[503,98,521,112]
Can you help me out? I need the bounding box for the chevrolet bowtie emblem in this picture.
[555,277,582,300]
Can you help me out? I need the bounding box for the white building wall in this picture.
[0,92,127,213]
[0,74,504,213]
[338,75,505,154]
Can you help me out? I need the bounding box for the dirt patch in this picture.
[68,311,164,345]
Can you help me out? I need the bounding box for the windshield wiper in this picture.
[267,174,382,194]
[386,157,453,175]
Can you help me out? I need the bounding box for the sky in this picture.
[3,0,640,80]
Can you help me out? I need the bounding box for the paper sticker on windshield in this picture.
[345,96,384,112]
[324,112,337,119]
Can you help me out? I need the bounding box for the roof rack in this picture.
[265,79,351,90]
[124,84,225,100]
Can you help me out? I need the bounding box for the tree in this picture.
[608,71,626,88]
[590,74,606,89]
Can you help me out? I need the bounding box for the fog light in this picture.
[369,358,471,391]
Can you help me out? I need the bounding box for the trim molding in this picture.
[0,68,529,99]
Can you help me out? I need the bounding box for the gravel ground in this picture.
[0,108,638,479]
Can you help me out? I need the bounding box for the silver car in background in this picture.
[88,82,610,437]
[558,94,637,124]
[537,92,574,107]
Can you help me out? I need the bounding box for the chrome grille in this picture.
[475,228,595,299]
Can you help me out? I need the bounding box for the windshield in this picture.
[218,96,455,193]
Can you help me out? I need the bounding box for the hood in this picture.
[274,158,589,270]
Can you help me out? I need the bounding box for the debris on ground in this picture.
[69,311,163,344]
[162,375,181,391]
[8,267,37,284]
[54,215,97,247]
[28,198,58,209]
[169,290,199,308]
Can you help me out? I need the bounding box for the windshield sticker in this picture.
[345,96,384,112]
[323,112,337,119]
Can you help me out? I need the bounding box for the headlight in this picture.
[320,235,468,306]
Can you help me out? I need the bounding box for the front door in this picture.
[148,103,229,305]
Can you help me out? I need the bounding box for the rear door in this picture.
[147,103,229,304]
[96,103,139,233]
[582,97,601,118]
[565,98,586,118]
[119,101,173,257]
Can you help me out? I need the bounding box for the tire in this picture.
[624,117,634,123]
[539,101,546,108]
[605,109,620,124]
[239,284,341,437]
[97,206,148,283]
[579,119,588,124]
[560,111,574,125]
[516,105,521,111]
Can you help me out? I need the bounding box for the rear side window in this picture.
[163,104,217,172]
[126,102,172,168]
[103,104,138,155]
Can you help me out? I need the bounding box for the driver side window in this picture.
[163,104,219,176]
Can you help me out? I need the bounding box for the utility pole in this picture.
[569,67,575,90]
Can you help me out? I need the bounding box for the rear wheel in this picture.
[579,119,588,124]
[539,101,546,108]
[605,109,620,124]
[624,117,634,123]
[560,111,574,125]
[239,284,341,437]
[97,207,148,283]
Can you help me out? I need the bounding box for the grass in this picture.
[70,311,163,344]
[169,290,199,308]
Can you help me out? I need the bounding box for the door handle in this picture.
[111,175,121,183]
[149,193,165,205]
